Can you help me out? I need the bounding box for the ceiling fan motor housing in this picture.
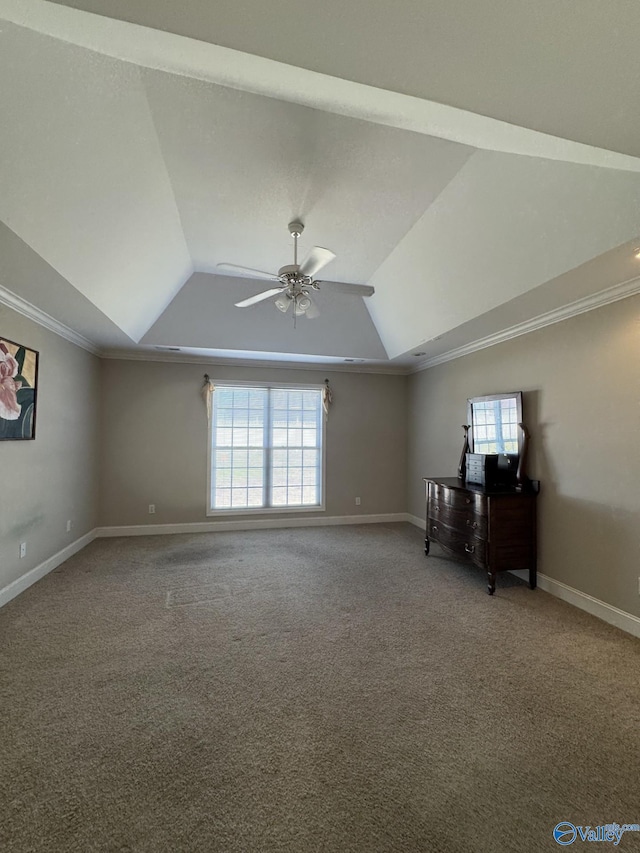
[277,264,314,288]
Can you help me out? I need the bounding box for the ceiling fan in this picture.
[216,221,374,319]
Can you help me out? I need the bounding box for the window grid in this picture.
[473,399,518,454]
[211,386,323,511]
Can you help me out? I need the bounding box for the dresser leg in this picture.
[487,571,496,595]
[529,567,537,590]
[424,536,430,556]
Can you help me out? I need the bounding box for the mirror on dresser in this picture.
[424,390,538,595]
[463,391,529,490]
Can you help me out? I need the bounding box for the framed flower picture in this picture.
[0,337,39,440]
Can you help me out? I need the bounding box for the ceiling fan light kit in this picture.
[274,292,291,313]
[217,221,372,322]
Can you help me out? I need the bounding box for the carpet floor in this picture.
[1,523,639,852]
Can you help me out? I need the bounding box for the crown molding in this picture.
[0,284,100,355]
[100,349,407,375]
[409,276,640,374]
[5,272,637,375]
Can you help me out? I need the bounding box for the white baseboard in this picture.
[97,513,410,537]
[0,529,98,609]
[4,520,638,641]
[510,569,640,639]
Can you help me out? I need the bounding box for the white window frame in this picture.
[206,379,327,516]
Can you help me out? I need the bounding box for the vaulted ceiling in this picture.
[1,0,640,368]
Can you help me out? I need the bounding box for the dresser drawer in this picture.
[428,502,488,539]
[427,519,487,568]
[428,481,486,513]
[427,484,487,537]
[424,476,537,594]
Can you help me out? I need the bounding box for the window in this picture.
[208,384,324,513]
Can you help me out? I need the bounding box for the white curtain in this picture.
[322,379,333,416]
[202,374,215,418]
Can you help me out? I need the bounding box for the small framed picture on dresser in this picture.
[0,336,39,440]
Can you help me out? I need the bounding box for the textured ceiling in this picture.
[42,0,640,158]
[1,0,640,368]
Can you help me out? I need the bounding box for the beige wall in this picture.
[5,291,637,622]
[0,305,100,592]
[100,360,407,526]
[407,294,640,616]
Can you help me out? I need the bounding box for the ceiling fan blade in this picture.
[304,296,320,319]
[234,288,283,308]
[217,263,280,282]
[299,247,336,279]
[319,280,375,298]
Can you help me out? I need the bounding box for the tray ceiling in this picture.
[1,0,639,368]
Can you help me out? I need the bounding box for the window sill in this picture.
[206,504,326,518]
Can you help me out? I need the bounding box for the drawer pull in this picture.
[464,543,475,554]
[433,505,440,512]
[466,520,479,529]
[465,497,472,505]
[431,525,438,534]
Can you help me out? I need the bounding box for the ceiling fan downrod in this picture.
[288,220,304,269]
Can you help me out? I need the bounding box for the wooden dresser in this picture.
[423,477,537,595]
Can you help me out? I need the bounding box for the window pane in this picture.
[272,487,287,506]
[249,429,263,446]
[216,449,232,467]
[303,468,316,485]
[272,467,287,486]
[248,449,263,467]
[231,488,248,507]
[273,428,288,447]
[272,448,287,467]
[216,389,234,407]
[272,390,287,409]
[302,486,317,504]
[287,486,302,505]
[233,390,249,408]
[288,467,303,485]
[248,468,263,487]
[303,429,316,447]
[247,488,263,507]
[216,468,232,488]
[232,428,248,446]
[272,412,288,429]
[303,449,318,466]
[215,489,231,508]
[288,448,302,466]
[216,428,232,446]
[232,408,249,428]
[233,468,248,488]
[288,429,302,446]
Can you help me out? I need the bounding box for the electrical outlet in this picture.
[149,504,156,514]
[355,497,361,506]
[66,520,72,532]
[19,542,26,559]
